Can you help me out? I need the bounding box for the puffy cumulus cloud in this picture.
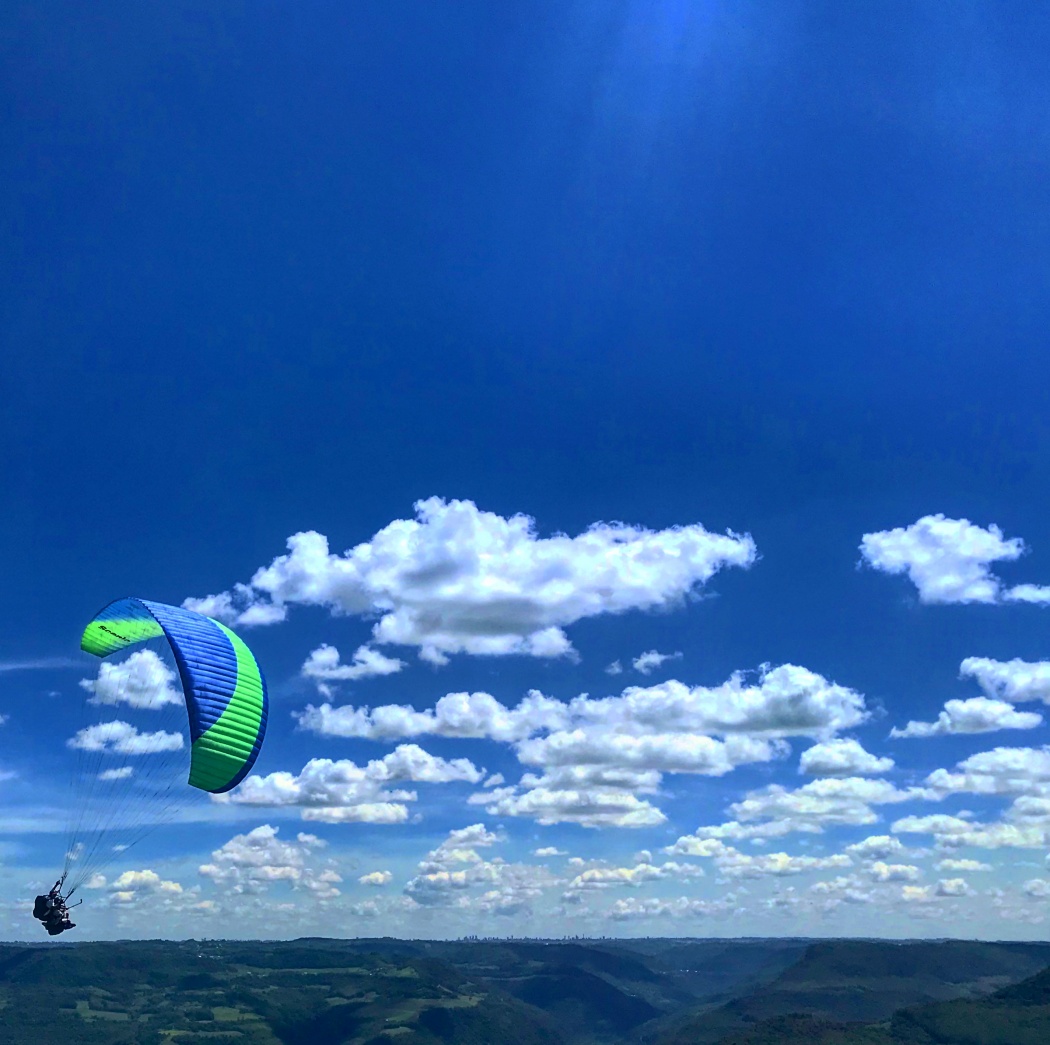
[199,825,340,898]
[891,698,1042,738]
[184,498,757,664]
[107,869,184,906]
[845,835,908,861]
[901,885,938,904]
[568,665,869,740]
[800,739,894,777]
[358,871,393,887]
[304,662,873,831]
[468,666,870,829]
[1007,585,1050,605]
[470,782,666,829]
[67,721,183,755]
[936,878,976,897]
[715,849,853,880]
[517,731,784,778]
[1022,878,1050,898]
[215,744,483,825]
[867,862,922,883]
[605,660,623,676]
[301,644,405,693]
[417,824,503,874]
[607,896,733,920]
[403,824,554,915]
[665,819,799,845]
[859,514,1050,604]
[533,847,567,857]
[79,650,182,710]
[662,835,851,879]
[298,689,570,743]
[809,876,873,905]
[892,813,1049,850]
[304,658,863,755]
[563,861,702,896]
[960,658,1050,705]
[604,894,734,920]
[99,767,134,781]
[632,650,682,675]
[924,746,1050,798]
[720,777,929,837]
[936,858,992,872]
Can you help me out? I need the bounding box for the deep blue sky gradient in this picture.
[3,1,1050,938]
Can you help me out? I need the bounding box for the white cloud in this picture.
[868,861,921,882]
[110,869,182,895]
[301,662,868,747]
[607,896,732,920]
[661,835,851,879]
[936,858,991,872]
[715,849,853,880]
[79,650,182,710]
[358,871,393,887]
[800,739,894,776]
[936,878,976,897]
[1007,585,1050,604]
[960,658,1050,705]
[402,825,553,915]
[845,835,908,861]
[564,861,702,896]
[300,663,871,831]
[533,846,567,857]
[184,497,757,663]
[860,514,1050,604]
[297,688,570,742]
[724,777,928,835]
[891,698,1042,738]
[67,721,183,755]
[471,783,667,829]
[892,813,1049,850]
[99,767,134,781]
[901,885,937,904]
[605,660,623,676]
[924,746,1050,797]
[301,644,405,690]
[568,665,870,739]
[517,731,784,777]
[0,657,77,673]
[809,877,873,905]
[96,869,196,910]
[199,825,340,898]
[1022,878,1050,898]
[632,650,682,675]
[216,745,483,825]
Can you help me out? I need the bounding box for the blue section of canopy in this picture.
[138,600,239,745]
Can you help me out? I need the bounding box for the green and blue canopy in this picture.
[81,597,268,793]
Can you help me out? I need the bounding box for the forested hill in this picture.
[0,937,1048,1045]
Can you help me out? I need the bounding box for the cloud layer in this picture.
[186,497,757,664]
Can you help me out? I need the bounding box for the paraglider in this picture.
[32,876,79,935]
[34,597,268,935]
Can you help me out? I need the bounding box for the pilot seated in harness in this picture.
[32,878,78,936]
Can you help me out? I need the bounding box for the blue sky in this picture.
[4,0,1050,940]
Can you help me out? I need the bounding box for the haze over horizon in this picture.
[4,1,1050,942]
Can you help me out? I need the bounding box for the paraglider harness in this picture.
[32,875,81,936]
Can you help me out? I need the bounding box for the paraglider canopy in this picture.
[81,597,268,792]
